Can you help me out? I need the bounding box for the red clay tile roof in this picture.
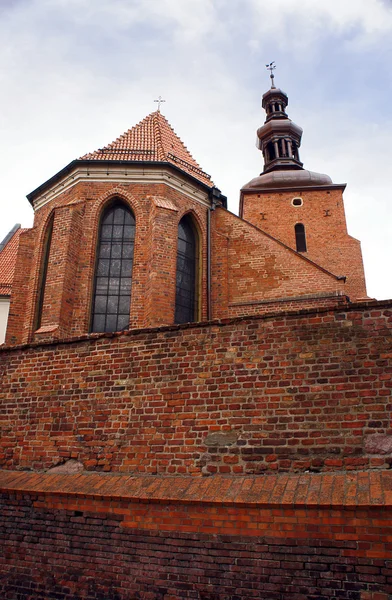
[0,227,28,296]
[80,110,213,188]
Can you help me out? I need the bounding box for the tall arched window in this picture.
[34,214,54,330]
[295,223,307,253]
[91,201,135,333]
[175,215,199,324]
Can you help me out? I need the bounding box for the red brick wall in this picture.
[211,208,346,320]
[6,182,209,344]
[241,188,367,301]
[38,204,85,337]
[7,178,365,346]
[1,470,391,599]
[5,228,36,344]
[1,301,391,474]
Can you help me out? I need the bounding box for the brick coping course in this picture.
[1,297,391,353]
[1,470,391,508]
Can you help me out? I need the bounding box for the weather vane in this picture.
[154,96,166,112]
[266,61,276,88]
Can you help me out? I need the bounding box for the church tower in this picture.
[240,68,368,301]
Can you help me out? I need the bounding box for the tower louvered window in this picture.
[175,215,198,324]
[91,201,135,333]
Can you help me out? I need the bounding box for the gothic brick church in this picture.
[5,74,367,345]
[0,77,391,600]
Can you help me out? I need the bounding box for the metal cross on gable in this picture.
[154,96,166,112]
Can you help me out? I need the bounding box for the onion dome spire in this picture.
[257,64,304,174]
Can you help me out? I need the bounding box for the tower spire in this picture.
[265,61,276,89]
[256,76,304,174]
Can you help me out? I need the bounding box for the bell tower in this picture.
[239,66,368,301]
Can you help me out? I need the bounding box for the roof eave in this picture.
[240,183,347,194]
[27,159,215,205]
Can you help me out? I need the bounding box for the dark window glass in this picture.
[295,223,307,252]
[175,216,198,324]
[35,214,54,330]
[91,201,135,333]
[266,141,276,161]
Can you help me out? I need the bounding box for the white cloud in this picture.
[248,0,392,48]
[0,0,391,301]
[40,0,220,42]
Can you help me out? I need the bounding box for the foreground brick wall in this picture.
[1,301,391,474]
[1,470,392,599]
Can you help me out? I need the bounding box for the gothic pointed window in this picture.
[295,223,307,252]
[91,201,135,333]
[34,214,54,330]
[175,215,199,324]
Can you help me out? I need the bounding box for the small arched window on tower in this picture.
[295,223,307,253]
[175,215,199,324]
[34,213,54,330]
[91,200,135,333]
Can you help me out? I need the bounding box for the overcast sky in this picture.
[0,0,391,299]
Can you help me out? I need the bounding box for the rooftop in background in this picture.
[81,110,214,188]
[0,225,28,297]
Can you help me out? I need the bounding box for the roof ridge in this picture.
[0,224,21,253]
[0,227,29,293]
[152,111,166,162]
[157,111,203,170]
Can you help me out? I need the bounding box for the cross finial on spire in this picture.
[154,96,166,112]
[265,62,276,89]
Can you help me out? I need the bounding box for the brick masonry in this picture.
[6,181,209,345]
[1,301,391,475]
[5,179,362,345]
[0,108,378,600]
[211,208,348,320]
[240,188,367,302]
[1,470,392,599]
